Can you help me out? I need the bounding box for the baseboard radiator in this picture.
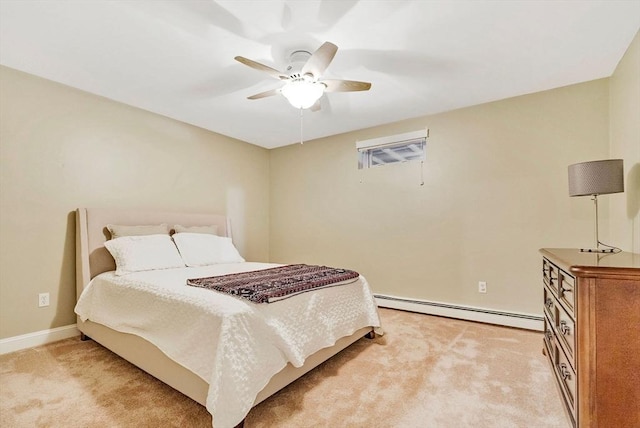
[374,294,543,331]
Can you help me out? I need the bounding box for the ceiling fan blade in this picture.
[235,56,288,80]
[321,79,371,92]
[247,88,281,100]
[301,41,338,78]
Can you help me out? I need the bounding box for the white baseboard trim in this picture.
[375,294,543,331]
[0,324,79,355]
[0,298,541,354]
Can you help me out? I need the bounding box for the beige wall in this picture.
[610,30,640,253]
[0,66,270,339]
[269,79,610,315]
[2,34,636,340]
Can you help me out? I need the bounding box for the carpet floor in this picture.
[0,308,569,427]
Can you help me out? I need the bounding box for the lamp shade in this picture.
[568,159,624,197]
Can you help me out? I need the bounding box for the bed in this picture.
[74,208,381,428]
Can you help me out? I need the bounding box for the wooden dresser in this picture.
[540,248,640,428]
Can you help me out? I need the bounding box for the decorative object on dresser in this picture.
[567,159,624,253]
[540,248,640,428]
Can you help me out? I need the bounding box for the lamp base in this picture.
[579,247,617,254]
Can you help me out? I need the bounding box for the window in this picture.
[357,129,428,169]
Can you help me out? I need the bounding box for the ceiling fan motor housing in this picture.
[286,50,312,76]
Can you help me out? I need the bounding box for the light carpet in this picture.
[0,308,569,427]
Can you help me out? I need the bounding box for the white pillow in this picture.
[172,233,245,267]
[107,223,169,239]
[173,224,219,235]
[104,234,185,276]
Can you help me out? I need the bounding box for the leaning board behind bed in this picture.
[75,208,374,411]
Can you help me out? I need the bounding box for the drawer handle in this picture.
[560,285,571,293]
[545,299,553,309]
[559,363,571,381]
[560,321,571,335]
[545,331,553,340]
[549,278,555,285]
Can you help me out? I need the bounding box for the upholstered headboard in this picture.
[75,208,231,300]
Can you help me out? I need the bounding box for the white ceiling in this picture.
[1,1,638,149]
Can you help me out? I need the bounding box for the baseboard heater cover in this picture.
[375,294,543,331]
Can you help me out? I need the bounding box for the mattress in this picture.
[74,262,381,428]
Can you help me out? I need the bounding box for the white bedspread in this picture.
[74,262,381,428]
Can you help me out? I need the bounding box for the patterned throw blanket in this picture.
[187,264,360,303]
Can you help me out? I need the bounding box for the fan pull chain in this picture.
[420,160,424,186]
[299,108,304,144]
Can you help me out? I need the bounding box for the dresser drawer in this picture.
[555,301,575,366]
[558,270,575,314]
[543,286,556,324]
[554,339,577,423]
[543,314,554,355]
[543,258,552,286]
[545,333,577,428]
[543,258,559,295]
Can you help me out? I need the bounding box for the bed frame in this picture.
[75,208,374,426]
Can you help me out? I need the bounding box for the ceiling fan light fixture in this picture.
[236,41,370,111]
[281,79,324,109]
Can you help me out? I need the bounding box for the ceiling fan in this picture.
[234,42,371,111]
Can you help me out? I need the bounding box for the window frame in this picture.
[356,129,428,170]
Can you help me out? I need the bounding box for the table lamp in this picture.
[568,159,624,253]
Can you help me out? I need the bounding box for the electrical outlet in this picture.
[38,292,50,307]
[478,281,487,293]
